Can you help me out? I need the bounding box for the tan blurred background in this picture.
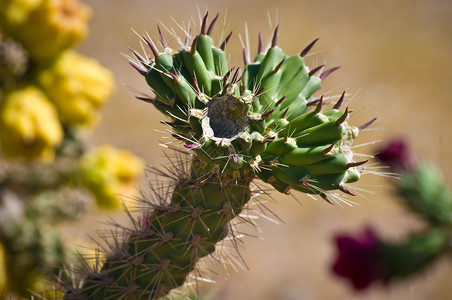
[77,0,452,299]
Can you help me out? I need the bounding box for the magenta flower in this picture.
[332,229,384,290]
[375,139,416,172]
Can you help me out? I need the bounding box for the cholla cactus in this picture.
[61,13,375,299]
[331,139,452,291]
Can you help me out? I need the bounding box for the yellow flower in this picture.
[37,50,114,127]
[78,145,144,209]
[0,0,91,63]
[0,86,63,161]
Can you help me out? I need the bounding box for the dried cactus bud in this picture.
[0,85,63,161]
[131,14,372,202]
[77,145,144,209]
[0,0,91,63]
[37,50,114,127]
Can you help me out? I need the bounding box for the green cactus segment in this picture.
[398,163,452,225]
[131,14,369,201]
[379,228,448,279]
[64,161,252,300]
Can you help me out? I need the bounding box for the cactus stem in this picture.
[309,64,325,77]
[258,32,264,54]
[358,117,377,130]
[314,95,324,113]
[243,48,250,65]
[346,160,368,168]
[191,35,199,54]
[207,13,219,35]
[143,35,160,58]
[334,91,346,109]
[336,107,349,124]
[320,66,341,81]
[157,25,168,48]
[271,25,279,48]
[220,31,233,50]
[200,12,209,35]
[129,61,148,76]
[300,38,319,57]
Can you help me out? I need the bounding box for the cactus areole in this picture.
[64,13,375,300]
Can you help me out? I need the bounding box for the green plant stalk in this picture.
[64,158,253,299]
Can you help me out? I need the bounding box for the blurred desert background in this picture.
[75,0,452,299]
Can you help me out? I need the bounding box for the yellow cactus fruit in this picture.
[78,145,144,209]
[0,86,63,161]
[37,50,114,127]
[0,0,91,63]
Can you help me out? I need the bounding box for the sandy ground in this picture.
[75,0,452,299]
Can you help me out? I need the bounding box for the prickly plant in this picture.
[62,13,376,299]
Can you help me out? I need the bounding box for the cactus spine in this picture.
[63,12,374,299]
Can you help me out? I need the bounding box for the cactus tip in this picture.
[322,143,335,155]
[135,95,154,103]
[261,109,274,120]
[272,25,279,48]
[207,13,219,35]
[129,61,147,76]
[358,118,377,130]
[258,32,264,54]
[336,107,349,124]
[157,25,168,48]
[220,31,233,50]
[334,91,346,109]
[308,64,325,77]
[320,66,341,81]
[143,35,159,57]
[338,184,356,196]
[347,160,368,168]
[300,38,319,57]
[274,58,286,73]
[201,12,209,35]
[191,35,199,54]
[276,95,286,106]
[314,95,324,113]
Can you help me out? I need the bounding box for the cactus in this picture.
[61,12,375,299]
